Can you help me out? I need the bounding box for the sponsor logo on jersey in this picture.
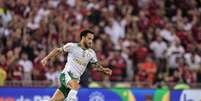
[73,58,87,66]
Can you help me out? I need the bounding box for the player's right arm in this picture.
[41,43,73,66]
[41,47,63,66]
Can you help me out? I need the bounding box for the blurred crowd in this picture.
[0,0,201,88]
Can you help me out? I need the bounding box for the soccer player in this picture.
[41,30,112,101]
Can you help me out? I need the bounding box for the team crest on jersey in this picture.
[82,51,91,58]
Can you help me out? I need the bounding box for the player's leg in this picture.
[66,80,80,101]
[48,81,79,101]
[49,73,71,101]
[58,72,80,101]
[49,89,65,101]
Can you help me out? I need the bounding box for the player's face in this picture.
[84,33,94,48]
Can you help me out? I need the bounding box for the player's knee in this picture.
[68,80,80,90]
[71,83,80,90]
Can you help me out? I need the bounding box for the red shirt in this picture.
[176,30,191,45]
[139,62,157,82]
[12,65,23,80]
[135,47,149,62]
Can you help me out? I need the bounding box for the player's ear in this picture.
[82,36,86,40]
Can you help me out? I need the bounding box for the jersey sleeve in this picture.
[62,43,75,52]
[90,50,98,64]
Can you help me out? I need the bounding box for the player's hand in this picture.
[41,58,48,66]
[103,68,112,76]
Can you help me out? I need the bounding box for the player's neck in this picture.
[79,42,87,50]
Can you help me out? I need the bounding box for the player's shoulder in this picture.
[65,42,78,46]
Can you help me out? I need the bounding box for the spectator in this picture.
[11,64,23,80]
[150,36,167,59]
[18,52,33,81]
[109,49,127,81]
[104,17,125,45]
[160,22,177,44]
[137,56,157,83]
[45,66,59,86]
[0,8,12,26]
[137,10,149,33]
[176,57,196,84]
[0,67,6,86]
[150,35,167,72]
[166,39,185,73]
[184,49,201,71]
[0,54,7,71]
[120,37,134,81]
[132,39,149,63]
[6,50,17,70]
[33,50,46,80]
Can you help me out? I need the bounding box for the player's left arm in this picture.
[91,62,112,76]
[89,49,112,76]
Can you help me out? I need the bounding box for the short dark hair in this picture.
[80,30,94,39]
